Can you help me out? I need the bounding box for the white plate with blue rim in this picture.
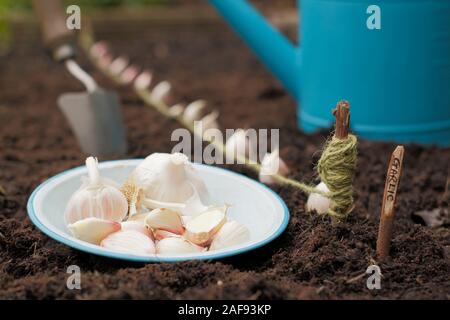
[27,159,289,262]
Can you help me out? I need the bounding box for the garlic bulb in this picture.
[122,153,209,216]
[153,229,181,241]
[259,149,289,185]
[145,208,184,235]
[121,221,152,238]
[64,157,128,225]
[183,100,206,123]
[184,205,227,245]
[209,220,249,251]
[68,217,121,245]
[306,182,332,214]
[156,237,204,255]
[225,129,257,163]
[101,230,155,255]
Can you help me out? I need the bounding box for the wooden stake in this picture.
[333,100,350,139]
[376,145,405,261]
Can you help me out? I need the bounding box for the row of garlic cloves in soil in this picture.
[64,154,249,255]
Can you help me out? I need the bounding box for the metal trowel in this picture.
[32,0,127,157]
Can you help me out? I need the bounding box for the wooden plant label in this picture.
[376,146,405,260]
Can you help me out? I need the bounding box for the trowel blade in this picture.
[58,88,127,157]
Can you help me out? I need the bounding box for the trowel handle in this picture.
[32,0,75,61]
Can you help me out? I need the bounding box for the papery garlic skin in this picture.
[306,182,332,214]
[101,230,155,255]
[209,220,249,251]
[121,221,152,238]
[68,217,121,245]
[259,149,289,185]
[184,205,227,245]
[156,237,204,255]
[153,229,181,241]
[145,208,184,235]
[125,153,209,215]
[64,157,128,225]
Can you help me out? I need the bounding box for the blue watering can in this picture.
[209,0,450,146]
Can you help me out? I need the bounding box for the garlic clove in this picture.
[209,220,250,251]
[98,52,113,69]
[259,149,289,185]
[64,157,129,225]
[68,217,121,245]
[201,111,219,131]
[120,65,140,85]
[225,129,257,163]
[101,230,155,255]
[184,205,227,245]
[156,237,205,255]
[109,56,129,76]
[150,81,171,103]
[121,221,152,239]
[134,70,152,90]
[183,100,206,123]
[168,103,185,117]
[153,229,181,241]
[90,41,109,59]
[145,208,184,235]
[306,182,332,214]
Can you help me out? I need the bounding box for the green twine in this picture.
[317,134,358,219]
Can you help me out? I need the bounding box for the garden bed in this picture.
[0,6,449,299]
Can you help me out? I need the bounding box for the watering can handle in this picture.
[32,0,75,61]
[209,0,300,99]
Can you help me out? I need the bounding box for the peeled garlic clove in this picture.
[209,220,249,251]
[134,70,152,90]
[101,230,155,255]
[64,157,128,225]
[306,182,332,214]
[68,217,121,245]
[145,208,184,234]
[259,149,289,185]
[183,100,206,123]
[185,205,227,245]
[153,229,181,241]
[151,81,171,102]
[121,221,152,239]
[156,237,204,255]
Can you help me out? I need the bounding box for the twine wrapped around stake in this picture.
[317,101,357,219]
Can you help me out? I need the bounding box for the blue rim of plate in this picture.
[27,160,290,263]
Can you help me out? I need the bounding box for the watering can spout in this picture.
[209,0,300,99]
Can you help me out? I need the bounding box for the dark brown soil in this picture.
[0,4,449,300]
